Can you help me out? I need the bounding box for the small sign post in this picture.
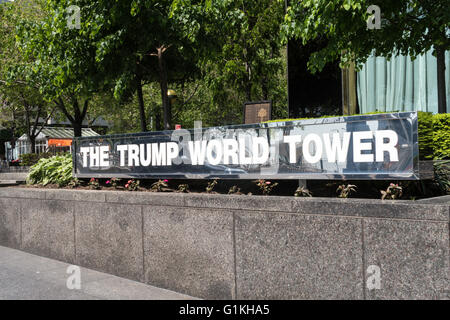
[243,101,272,124]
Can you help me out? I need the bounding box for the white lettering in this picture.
[117,145,128,166]
[323,132,351,163]
[152,143,166,166]
[80,147,89,167]
[99,146,110,167]
[188,141,208,166]
[252,137,269,164]
[206,140,223,165]
[375,130,399,162]
[223,139,239,165]
[284,135,302,163]
[89,146,100,167]
[238,138,253,165]
[139,144,152,166]
[302,134,323,164]
[128,144,140,166]
[353,131,374,163]
[166,142,179,166]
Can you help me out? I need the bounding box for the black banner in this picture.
[73,112,419,180]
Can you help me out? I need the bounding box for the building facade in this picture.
[4,127,99,161]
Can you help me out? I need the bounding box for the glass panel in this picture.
[357,50,450,113]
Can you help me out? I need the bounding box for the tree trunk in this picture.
[71,98,89,138]
[10,124,16,149]
[436,47,447,114]
[55,98,85,137]
[72,99,84,138]
[29,137,36,154]
[73,121,82,138]
[154,104,163,131]
[136,78,148,132]
[157,47,171,130]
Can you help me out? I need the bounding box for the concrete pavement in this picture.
[0,246,197,300]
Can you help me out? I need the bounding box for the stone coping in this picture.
[0,187,448,222]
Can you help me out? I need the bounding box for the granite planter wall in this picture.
[0,187,448,300]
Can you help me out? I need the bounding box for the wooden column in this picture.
[341,62,358,115]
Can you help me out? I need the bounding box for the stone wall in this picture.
[0,187,448,300]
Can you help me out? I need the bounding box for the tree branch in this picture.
[35,106,57,138]
[56,97,75,123]
[81,99,89,120]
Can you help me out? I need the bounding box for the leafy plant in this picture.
[256,179,278,196]
[177,184,190,193]
[151,179,170,192]
[380,183,403,200]
[432,114,450,160]
[67,178,81,189]
[89,178,101,190]
[206,179,218,193]
[228,185,242,195]
[417,112,450,160]
[26,154,73,187]
[434,160,450,194]
[337,184,357,198]
[294,186,312,197]
[125,179,140,191]
[19,153,39,166]
[106,178,121,189]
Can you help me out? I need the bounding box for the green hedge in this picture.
[417,112,450,160]
[19,152,53,166]
[266,112,450,160]
[432,113,450,160]
[417,112,434,160]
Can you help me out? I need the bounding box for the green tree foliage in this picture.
[3,0,289,137]
[282,0,449,71]
[282,0,449,113]
[171,0,288,125]
[72,0,221,131]
[100,0,288,131]
[15,0,110,136]
[0,0,55,152]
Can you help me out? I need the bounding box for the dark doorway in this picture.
[287,39,342,118]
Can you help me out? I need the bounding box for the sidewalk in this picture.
[0,246,197,300]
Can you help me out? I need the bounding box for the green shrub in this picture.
[26,154,73,187]
[417,112,450,160]
[432,113,450,160]
[19,152,53,166]
[19,153,39,166]
[417,112,434,160]
[434,160,450,194]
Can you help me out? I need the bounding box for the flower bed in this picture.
[22,173,450,200]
